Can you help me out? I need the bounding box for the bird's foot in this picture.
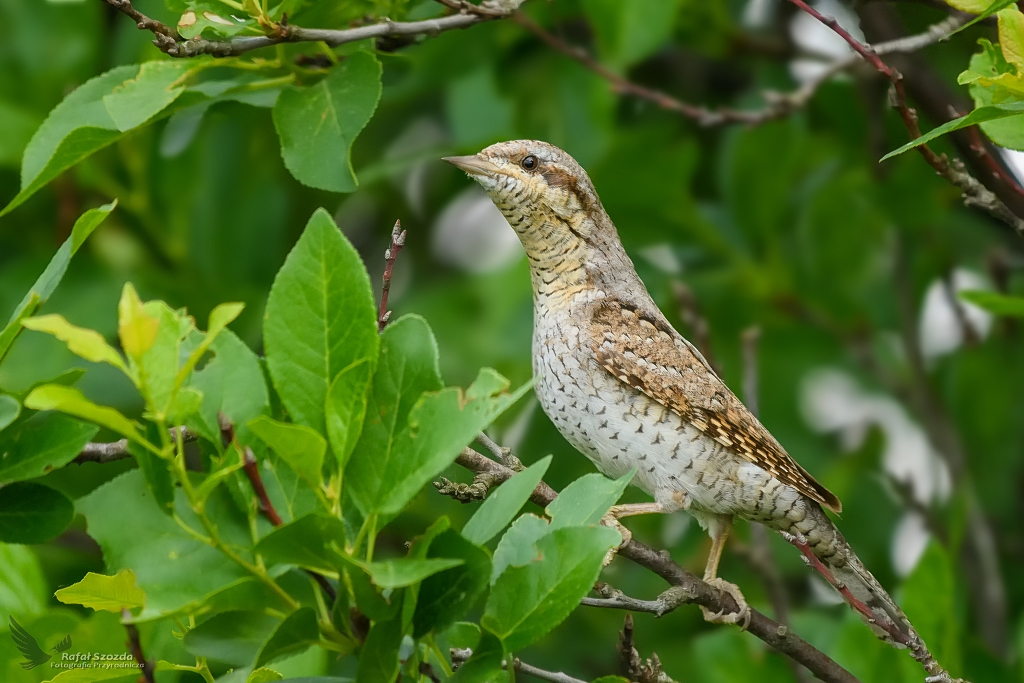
[700,578,751,630]
[599,513,632,567]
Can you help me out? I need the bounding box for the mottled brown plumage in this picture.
[590,299,841,513]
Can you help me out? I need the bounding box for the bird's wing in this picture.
[589,299,841,513]
[53,634,72,652]
[8,617,50,666]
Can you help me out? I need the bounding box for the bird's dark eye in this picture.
[521,155,538,171]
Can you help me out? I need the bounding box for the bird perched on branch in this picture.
[444,141,926,653]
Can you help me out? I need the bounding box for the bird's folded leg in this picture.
[599,502,670,566]
[697,515,750,629]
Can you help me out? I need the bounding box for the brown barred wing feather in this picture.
[590,300,841,514]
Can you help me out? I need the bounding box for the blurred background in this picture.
[1,0,1023,682]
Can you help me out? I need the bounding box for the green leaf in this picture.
[546,471,633,529]
[346,566,401,623]
[264,208,379,434]
[349,366,529,517]
[0,481,75,543]
[491,513,549,584]
[54,569,146,613]
[272,52,382,192]
[103,61,192,131]
[21,314,128,373]
[326,358,373,471]
[24,384,141,442]
[132,299,196,418]
[0,395,19,432]
[346,314,441,509]
[902,543,962,676]
[880,101,1024,160]
[249,415,326,491]
[0,293,39,366]
[1,63,192,216]
[483,525,621,651]
[344,556,465,589]
[0,542,48,624]
[174,301,245,392]
[183,610,280,666]
[354,611,405,683]
[413,528,492,637]
[961,39,1024,150]
[0,412,97,484]
[449,629,504,683]
[0,201,115,362]
[592,678,630,683]
[943,0,1016,37]
[248,668,285,683]
[129,431,175,516]
[960,289,1024,316]
[254,513,347,573]
[189,329,270,447]
[255,606,321,666]
[462,456,552,545]
[78,470,249,619]
[177,7,253,39]
[999,5,1024,71]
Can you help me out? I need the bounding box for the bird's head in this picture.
[443,140,606,252]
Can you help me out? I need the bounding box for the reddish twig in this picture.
[122,609,155,683]
[786,0,1024,237]
[218,414,336,601]
[242,446,285,526]
[378,220,406,331]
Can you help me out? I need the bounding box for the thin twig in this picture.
[450,450,861,683]
[75,427,195,464]
[102,0,512,58]
[451,648,588,683]
[122,609,155,683]
[583,583,689,618]
[786,0,1024,237]
[379,220,406,331]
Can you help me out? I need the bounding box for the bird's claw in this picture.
[600,513,632,566]
[700,578,751,630]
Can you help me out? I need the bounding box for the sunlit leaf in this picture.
[55,569,146,613]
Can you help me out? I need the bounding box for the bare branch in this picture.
[75,427,195,464]
[101,0,511,58]
[514,10,968,128]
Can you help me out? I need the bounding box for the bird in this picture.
[8,616,67,670]
[443,140,917,644]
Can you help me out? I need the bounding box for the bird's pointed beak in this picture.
[442,154,501,178]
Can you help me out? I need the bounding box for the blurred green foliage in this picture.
[1,0,1023,682]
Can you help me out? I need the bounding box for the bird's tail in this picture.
[771,502,960,682]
